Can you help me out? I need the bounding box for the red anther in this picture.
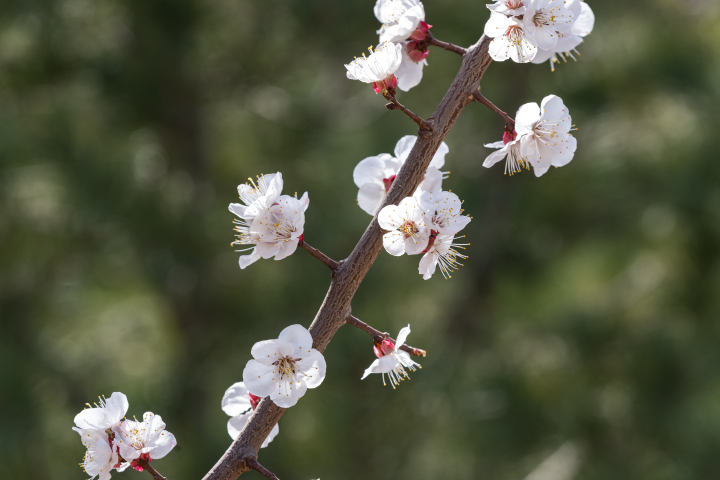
[373,337,395,358]
[421,230,439,254]
[503,129,517,145]
[382,174,397,192]
[248,393,262,410]
[298,233,305,244]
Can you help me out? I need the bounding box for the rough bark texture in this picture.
[202,34,492,480]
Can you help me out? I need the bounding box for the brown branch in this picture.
[202,33,492,480]
[382,90,433,135]
[428,36,467,56]
[472,90,515,129]
[246,458,280,480]
[345,314,426,357]
[299,239,339,270]
[136,457,167,480]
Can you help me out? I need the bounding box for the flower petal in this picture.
[278,324,313,353]
[395,325,411,348]
[221,382,252,417]
[296,349,326,389]
[227,412,251,440]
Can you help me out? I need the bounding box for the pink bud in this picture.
[373,338,395,358]
[248,393,262,410]
[503,129,517,145]
[382,174,397,192]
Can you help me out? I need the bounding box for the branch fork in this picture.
[246,458,280,480]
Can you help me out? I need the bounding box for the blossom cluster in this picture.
[485,0,595,67]
[73,393,176,480]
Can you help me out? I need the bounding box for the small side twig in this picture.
[382,90,433,135]
[472,90,515,129]
[135,457,167,480]
[346,314,427,357]
[299,239,339,270]
[428,36,467,56]
[246,458,280,480]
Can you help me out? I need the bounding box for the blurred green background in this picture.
[1,0,719,479]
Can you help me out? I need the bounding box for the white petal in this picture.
[394,135,417,163]
[378,205,402,230]
[404,228,430,255]
[383,231,407,256]
[251,339,294,362]
[227,412,251,440]
[353,156,386,188]
[572,2,595,36]
[299,192,310,212]
[278,324,313,353]
[256,241,280,260]
[239,249,261,269]
[273,239,299,261]
[147,430,176,460]
[515,102,541,133]
[264,172,283,207]
[261,423,280,449]
[229,203,246,218]
[358,183,386,216]
[221,382,251,417]
[395,52,425,92]
[429,141,449,169]
[418,251,437,280]
[270,379,301,408]
[395,325,411,348]
[242,360,276,397]
[296,349,326,389]
[484,12,512,39]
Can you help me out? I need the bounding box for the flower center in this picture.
[274,356,300,380]
[399,220,419,238]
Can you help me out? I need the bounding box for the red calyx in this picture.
[131,453,152,472]
[248,393,262,410]
[298,233,304,244]
[503,128,517,145]
[382,174,397,192]
[373,337,395,358]
[410,21,432,42]
[406,41,430,63]
[373,75,399,94]
[421,230,439,254]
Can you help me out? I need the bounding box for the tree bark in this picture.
[202,34,492,480]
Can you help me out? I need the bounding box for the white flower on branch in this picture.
[532,0,595,70]
[361,325,420,388]
[418,233,469,280]
[345,41,403,94]
[419,190,471,236]
[230,172,309,269]
[72,392,129,480]
[222,382,279,448]
[487,0,526,16]
[484,95,577,177]
[395,41,428,92]
[523,0,575,50]
[243,324,327,408]
[116,412,177,471]
[378,197,430,256]
[353,135,448,216]
[484,13,538,63]
[374,0,426,44]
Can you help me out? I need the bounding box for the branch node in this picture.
[246,458,280,480]
[385,102,398,110]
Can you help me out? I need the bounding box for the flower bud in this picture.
[373,338,396,358]
[503,129,517,145]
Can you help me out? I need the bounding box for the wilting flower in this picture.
[515,94,577,177]
[243,324,327,408]
[532,0,595,70]
[230,173,309,269]
[221,382,279,448]
[361,325,420,388]
[378,197,430,256]
[345,42,403,94]
[375,0,426,43]
[353,135,448,216]
[115,413,177,471]
[418,233,468,280]
[484,13,538,63]
[487,0,526,16]
[523,0,574,50]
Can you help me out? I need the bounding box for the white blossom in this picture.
[221,382,279,448]
[75,428,121,480]
[516,95,577,177]
[230,173,309,269]
[419,190,471,236]
[345,42,403,93]
[487,0,526,16]
[353,135,448,216]
[374,0,426,44]
[243,324,327,408]
[73,392,128,433]
[523,0,575,50]
[395,42,428,92]
[418,233,468,280]
[483,134,529,176]
[361,325,420,388]
[484,13,538,63]
[115,413,177,469]
[378,197,430,256]
[532,0,595,70]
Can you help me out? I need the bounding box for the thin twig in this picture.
[382,90,433,134]
[299,240,339,270]
[136,458,167,480]
[346,314,427,357]
[428,36,467,56]
[472,90,515,129]
[246,458,280,480]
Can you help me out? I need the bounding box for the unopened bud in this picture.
[373,337,395,358]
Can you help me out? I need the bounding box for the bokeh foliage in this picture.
[1,0,719,479]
